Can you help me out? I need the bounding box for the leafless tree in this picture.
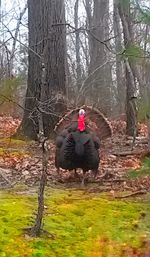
[0,1,27,79]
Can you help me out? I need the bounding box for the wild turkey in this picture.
[54,105,112,185]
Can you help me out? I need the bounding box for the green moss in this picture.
[0,189,149,257]
[127,168,150,178]
[0,138,29,147]
[0,138,30,158]
[143,157,150,168]
[0,191,34,256]
[0,148,29,160]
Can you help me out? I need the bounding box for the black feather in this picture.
[55,122,100,183]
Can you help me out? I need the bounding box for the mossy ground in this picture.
[0,138,30,159]
[0,188,150,257]
[0,138,29,149]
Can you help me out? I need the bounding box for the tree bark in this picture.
[117,0,138,136]
[74,0,82,90]
[84,0,93,69]
[16,0,66,140]
[88,0,112,115]
[113,0,125,114]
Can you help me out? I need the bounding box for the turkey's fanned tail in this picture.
[54,105,112,140]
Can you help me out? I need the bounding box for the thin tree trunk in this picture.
[84,0,93,70]
[74,0,82,90]
[30,138,48,236]
[117,0,138,136]
[113,0,125,114]
[9,4,27,77]
[88,0,112,114]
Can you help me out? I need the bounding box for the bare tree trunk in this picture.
[113,0,125,114]
[143,25,150,100]
[74,0,82,90]
[16,0,66,140]
[133,0,150,107]
[117,0,138,136]
[88,0,112,115]
[84,0,93,69]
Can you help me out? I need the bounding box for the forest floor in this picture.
[0,115,150,194]
[0,115,150,257]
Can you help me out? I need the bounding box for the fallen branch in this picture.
[114,190,147,199]
[112,150,145,156]
[87,178,126,184]
[103,179,126,182]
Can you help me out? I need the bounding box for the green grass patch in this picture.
[127,157,150,178]
[0,188,149,256]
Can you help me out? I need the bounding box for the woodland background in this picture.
[0,0,150,138]
[0,1,150,256]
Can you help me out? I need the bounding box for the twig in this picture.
[52,22,150,59]
[0,94,28,111]
[2,22,42,59]
[103,179,126,182]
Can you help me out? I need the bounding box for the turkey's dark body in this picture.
[56,131,99,171]
[55,122,100,184]
[54,106,112,185]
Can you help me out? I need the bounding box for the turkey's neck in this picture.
[78,115,85,132]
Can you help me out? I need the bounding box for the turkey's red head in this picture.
[78,109,85,132]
